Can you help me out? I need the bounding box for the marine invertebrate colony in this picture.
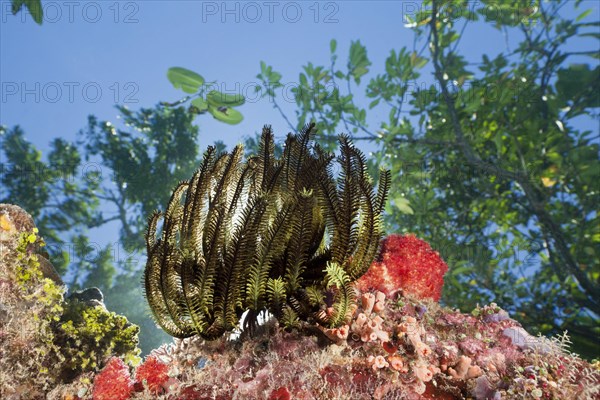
[355,234,449,301]
[91,357,134,400]
[144,123,391,339]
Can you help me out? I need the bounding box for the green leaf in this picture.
[354,67,369,77]
[299,73,308,87]
[576,9,592,22]
[330,39,337,54]
[369,98,380,109]
[167,67,205,94]
[11,0,42,24]
[206,91,245,107]
[410,52,428,69]
[394,196,414,215]
[348,40,371,84]
[493,132,503,155]
[388,107,397,124]
[208,105,243,125]
[25,0,42,24]
[269,71,282,83]
[11,0,25,14]
[556,64,600,108]
[191,97,209,112]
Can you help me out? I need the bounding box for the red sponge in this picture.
[355,234,448,301]
[92,357,134,400]
[135,356,170,394]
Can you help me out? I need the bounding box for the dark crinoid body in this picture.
[144,123,390,339]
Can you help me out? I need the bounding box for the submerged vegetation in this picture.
[144,123,391,339]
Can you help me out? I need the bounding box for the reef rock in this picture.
[0,203,63,285]
[1,204,599,399]
[0,204,140,400]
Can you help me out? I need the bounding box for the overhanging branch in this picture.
[428,0,600,312]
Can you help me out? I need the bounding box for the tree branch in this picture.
[429,0,599,312]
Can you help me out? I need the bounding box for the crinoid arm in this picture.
[143,123,390,339]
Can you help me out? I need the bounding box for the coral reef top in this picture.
[2,204,599,399]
